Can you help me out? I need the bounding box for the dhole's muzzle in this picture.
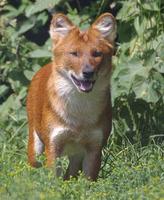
[70,64,95,92]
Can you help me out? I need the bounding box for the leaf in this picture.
[112,54,154,102]
[24,70,35,81]
[125,57,149,80]
[152,72,164,95]
[156,35,164,60]
[154,62,164,74]
[134,17,140,35]
[28,49,52,58]
[32,64,41,72]
[18,20,35,35]
[37,12,49,25]
[8,71,28,87]
[25,0,61,17]
[4,5,23,18]
[142,2,160,11]
[116,1,138,21]
[144,51,156,68]
[134,16,147,36]
[133,78,160,103]
[18,87,27,100]
[132,75,145,88]
[0,85,9,97]
[0,95,15,118]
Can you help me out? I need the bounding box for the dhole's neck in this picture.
[47,65,110,127]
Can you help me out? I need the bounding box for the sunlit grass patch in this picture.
[0,142,163,200]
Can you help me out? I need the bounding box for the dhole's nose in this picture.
[82,67,94,79]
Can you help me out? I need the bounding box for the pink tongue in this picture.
[79,81,93,92]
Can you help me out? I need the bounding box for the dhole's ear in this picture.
[50,13,75,41]
[92,13,116,42]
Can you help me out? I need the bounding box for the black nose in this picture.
[82,70,94,79]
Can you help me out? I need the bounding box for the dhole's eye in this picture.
[70,51,78,57]
[92,51,103,57]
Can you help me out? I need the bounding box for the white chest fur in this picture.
[52,73,110,127]
[50,126,103,156]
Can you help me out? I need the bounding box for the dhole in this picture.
[26,13,116,181]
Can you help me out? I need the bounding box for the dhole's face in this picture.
[50,13,116,93]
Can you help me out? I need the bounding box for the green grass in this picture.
[0,139,163,200]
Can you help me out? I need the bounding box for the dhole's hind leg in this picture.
[28,128,44,168]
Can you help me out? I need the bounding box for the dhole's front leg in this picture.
[44,138,64,177]
[64,155,83,180]
[82,149,102,181]
[45,144,56,167]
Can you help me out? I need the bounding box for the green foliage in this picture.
[114,0,164,102]
[1,0,163,145]
[111,0,164,146]
[25,0,61,17]
[0,0,163,151]
[0,143,163,199]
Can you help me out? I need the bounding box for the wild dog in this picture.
[26,13,116,181]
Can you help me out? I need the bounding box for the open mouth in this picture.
[70,74,95,93]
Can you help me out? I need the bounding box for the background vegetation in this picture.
[0,0,164,199]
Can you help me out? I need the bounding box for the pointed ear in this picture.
[49,13,75,42]
[92,13,116,42]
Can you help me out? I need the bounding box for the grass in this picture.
[0,132,163,200]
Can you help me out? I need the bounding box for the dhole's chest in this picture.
[51,74,110,127]
[50,126,103,156]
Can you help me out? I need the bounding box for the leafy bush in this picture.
[112,0,164,146]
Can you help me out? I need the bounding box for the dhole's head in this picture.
[50,13,116,93]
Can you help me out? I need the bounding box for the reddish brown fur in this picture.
[27,13,116,180]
